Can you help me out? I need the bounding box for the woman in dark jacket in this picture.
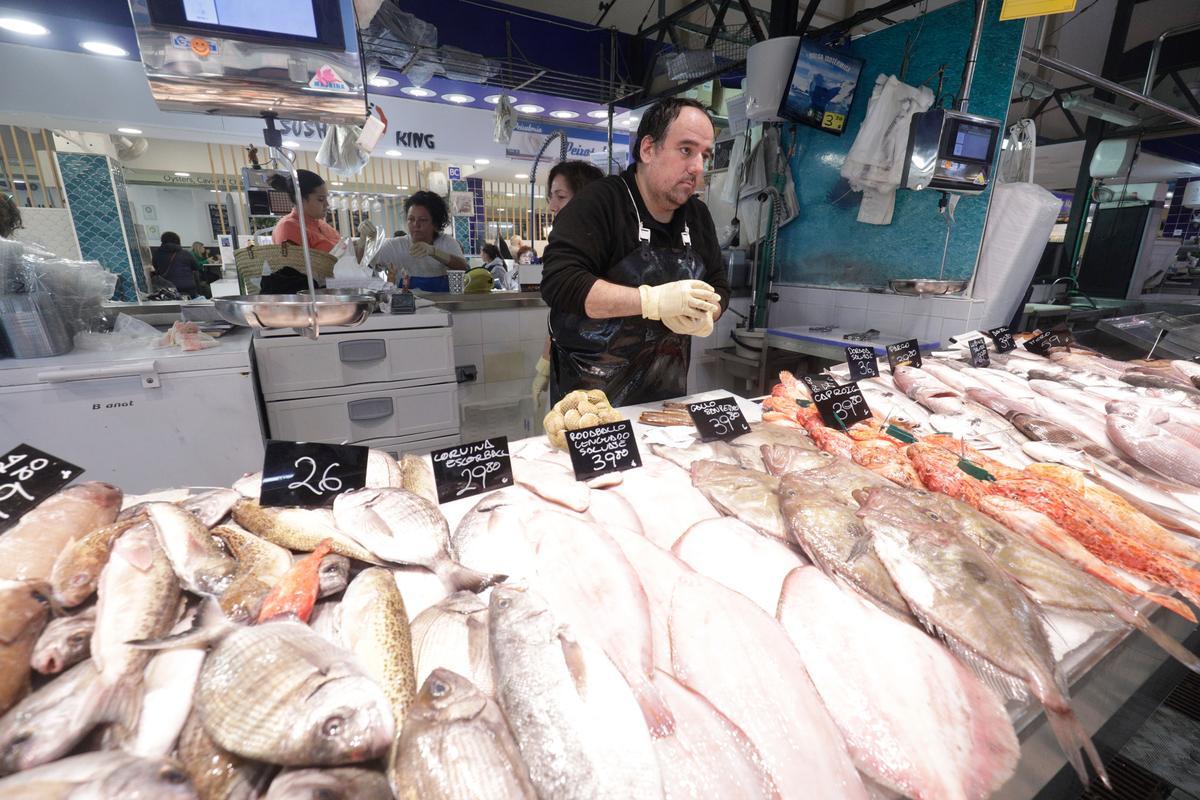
[151,231,200,297]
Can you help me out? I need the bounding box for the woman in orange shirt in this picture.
[269,170,341,253]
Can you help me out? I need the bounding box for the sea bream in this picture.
[410,592,493,696]
[30,605,95,675]
[1106,415,1200,489]
[266,767,394,800]
[0,751,198,799]
[0,482,122,583]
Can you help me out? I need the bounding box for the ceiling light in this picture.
[514,103,544,114]
[397,185,409,190]
[368,76,398,88]
[332,181,344,186]
[484,94,517,104]
[0,18,48,36]
[474,158,490,165]
[549,110,579,119]
[442,93,475,104]
[1061,94,1140,127]
[514,173,528,179]
[117,127,142,135]
[386,149,402,157]
[402,86,436,98]
[281,140,300,148]
[587,109,610,119]
[80,41,128,57]
[174,172,191,177]
[506,192,515,196]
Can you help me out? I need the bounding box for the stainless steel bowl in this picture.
[301,286,391,304]
[887,279,969,296]
[213,294,376,329]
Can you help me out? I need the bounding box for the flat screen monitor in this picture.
[950,121,996,162]
[147,0,345,50]
[778,40,865,135]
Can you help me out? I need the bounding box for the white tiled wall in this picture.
[12,207,81,260]
[770,285,990,346]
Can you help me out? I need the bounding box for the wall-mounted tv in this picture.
[146,0,346,50]
[778,40,864,135]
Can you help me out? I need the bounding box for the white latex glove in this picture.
[410,241,436,260]
[532,355,550,408]
[638,280,720,321]
[663,310,714,337]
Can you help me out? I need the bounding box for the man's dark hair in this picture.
[0,194,22,238]
[404,191,450,232]
[633,98,711,163]
[268,169,325,202]
[160,231,181,246]
[546,160,604,196]
[481,243,501,261]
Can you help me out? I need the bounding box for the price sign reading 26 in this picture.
[260,441,369,509]
[287,457,344,496]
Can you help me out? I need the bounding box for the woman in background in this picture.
[151,231,200,298]
[372,191,468,292]
[269,170,340,253]
[482,242,517,290]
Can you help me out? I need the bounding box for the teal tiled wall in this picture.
[775,0,1024,288]
[57,152,143,301]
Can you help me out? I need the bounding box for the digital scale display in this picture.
[951,122,995,161]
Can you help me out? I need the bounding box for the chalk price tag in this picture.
[968,337,991,368]
[846,346,880,381]
[565,421,641,481]
[987,326,1016,353]
[687,397,752,442]
[800,374,838,394]
[812,384,873,429]
[430,437,513,505]
[390,292,416,314]
[886,339,922,370]
[1023,327,1071,356]
[0,445,84,533]
[260,440,369,509]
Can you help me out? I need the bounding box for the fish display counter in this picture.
[0,338,1197,798]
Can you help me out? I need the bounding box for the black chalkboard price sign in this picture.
[968,337,991,368]
[687,397,752,442]
[0,445,84,534]
[812,384,873,429]
[1023,327,1072,356]
[566,421,641,481]
[845,345,880,381]
[430,437,513,504]
[800,374,838,394]
[987,326,1016,353]
[886,339,922,370]
[260,440,369,509]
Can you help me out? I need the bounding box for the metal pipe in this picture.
[1021,46,1200,129]
[528,131,569,249]
[956,0,988,112]
[1142,21,1200,97]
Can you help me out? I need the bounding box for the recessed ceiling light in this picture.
[442,93,475,104]
[484,94,517,104]
[332,181,344,186]
[514,173,528,179]
[474,158,490,165]
[549,110,579,119]
[514,103,544,114]
[281,140,300,148]
[402,86,436,98]
[80,41,128,57]
[174,172,191,177]
[368,76,398,88]
[117,127,142,135]
[397,185,409,190]
[587,109,610,119]
[505,192,515,196]
[386,149,402,157]
[0,18,48,36]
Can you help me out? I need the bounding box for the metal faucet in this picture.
[1051,276,1098,309]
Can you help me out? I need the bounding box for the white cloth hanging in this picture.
[840,75,934,225]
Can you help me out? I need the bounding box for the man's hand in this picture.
[662,310,714,337]
[638,279,720,321]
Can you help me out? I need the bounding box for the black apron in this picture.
[548,180,704,407]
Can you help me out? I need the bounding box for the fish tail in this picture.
[129,597,232,649]
[631,676,676,738]
[1044,703,1110,789]
[1107,599,1200,674]
[437,559,506,593]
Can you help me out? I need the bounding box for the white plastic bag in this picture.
[317,125,369,177]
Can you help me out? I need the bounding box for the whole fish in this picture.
[0,751,197,799]
[332,488,502,592]
[410,592,492,695]
[257,539,333,624]
[0,580,51,715]
[212,522,292,623]
[513,457,591,512]
[0,660,107,774]
[176,712,273,800]
[30,605,96,675]
[194,621,394,765]
[1168,358,1200,388]
[608,459,721,549]
[859,503,1109,787]
[147,502,236,596]
[893,365,966,414]
[341,568,416,739]
[49,516,143,608]
[400,453,438,505]
[231,500,381,563]
[651,441,752,473]
[777,566,1018,799]
[688,460,787,540]
[267,767,393,800]
[1121,370,1200,398]
[391,669,537,800]
[133,612,206,758]
[1107,415,1200,488]
[1106,401,1200,449]
[316,553,350,598]
[766,452,892,506]
[367,448,404,489]
[759,443,838,476]
[393,566,451,622]
[489,585,664,800]
[0,482,122,582]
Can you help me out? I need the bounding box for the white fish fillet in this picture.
[777,568,1018,800]
[671,517,807,615]
[607,526,694,674]
[513,457,591,512]
[609,459,720,549]
[668,573,868,799]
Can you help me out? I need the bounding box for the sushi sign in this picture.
[812,384,873,429]
[0,444,84,533]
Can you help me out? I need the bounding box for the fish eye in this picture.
[496,597,511,609]
[160,767,189,784]
[68,633,86,645]
[925,512,941,521]
[9,732,31,746]
[314,790,340,800]
[321,715,346,738]
[430,680,450,698]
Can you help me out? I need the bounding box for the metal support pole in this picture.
[768,0,799,38]
[955,0,988,112]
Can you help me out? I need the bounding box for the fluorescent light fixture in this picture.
[386,149,402,157]
[514,173,529,179]
[474,158,490,165]
[332,181,345,186]
[1015,73,1055,101]
[0,18,48,36]
[1061,93,1141,127]
[484,94,517,104]
[506,192,515,196]
[281,140,300,148]
[549,110,579,119]
[587,109,610,119]
[117,127,142,135]
[368,76,398,88]
[80,41,128,57]
[397,185,409,190]
[514,103,544,114]
[442,93,475,104]
[402,86,436,98]
[174,172,191,177]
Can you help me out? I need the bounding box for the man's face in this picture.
[639,106,715,210]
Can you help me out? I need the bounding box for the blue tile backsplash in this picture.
[775,0,1024,289]
[56,152,139,301]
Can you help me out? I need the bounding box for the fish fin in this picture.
[846,533,874,564]
[630,677,676,738]
[559,632,587,696]
[436,559,506,593]
[1045,703,1110,789]
[1106,602,1200,674]
[127,597,230,650]
[926,621,1028,701]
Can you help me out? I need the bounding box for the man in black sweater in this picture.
[540,98,731,406]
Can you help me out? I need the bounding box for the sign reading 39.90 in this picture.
[812,384,873,429]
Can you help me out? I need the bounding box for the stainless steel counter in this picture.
[413,291,547,312]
